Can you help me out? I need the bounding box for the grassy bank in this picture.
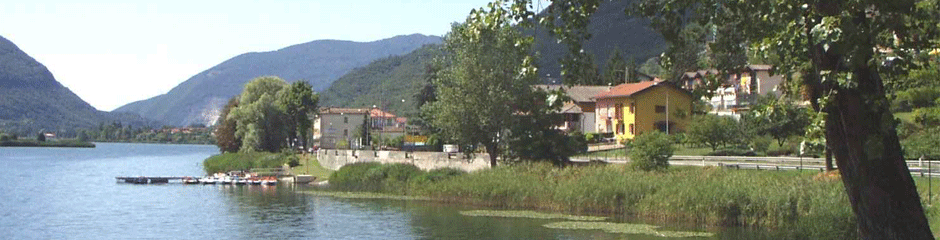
[325,162,940,238]
[290,154,333,180]
[0,139,95,148]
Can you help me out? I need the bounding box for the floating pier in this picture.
[115,176,189,184]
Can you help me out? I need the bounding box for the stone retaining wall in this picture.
[316,149,491,172]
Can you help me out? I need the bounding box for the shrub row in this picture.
[202,152,294,174]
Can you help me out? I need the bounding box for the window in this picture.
[629,124,635,135]
[629,103,635,113]
[655,105,666,113]
[617,123,625,134]
[343,129,348,136]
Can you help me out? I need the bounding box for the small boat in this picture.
[201,177,216,184]
[261,180,277,186]
[250,179,262,185]
[183,177,200,184]
[235,178,249,185]
[220,176,233,184]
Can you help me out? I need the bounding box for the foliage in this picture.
[602,48,629,85]
[326,162,860,239]
[320,45,445,118]
[202,152,292,174]
[423,3,540,167]
[79,123,213,144]
[213,97,241,153]
[685,114,741,151]
[506,90,584,165]
[751,135,773,153]
[329,162,457,194]
[228,76,289,152]
[629,131,674,171]
[744,97,811,146]
[35,132,45,142]
[893,87,940,112]
[902,126,940,159]
[913,107,940,126]
[278,81,319,149]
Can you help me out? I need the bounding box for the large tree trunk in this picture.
[826,67,932,239]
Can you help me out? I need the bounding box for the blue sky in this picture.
[0,0,549,111]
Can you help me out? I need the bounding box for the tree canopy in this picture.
[503,0,940,237]
[423,2,540,167]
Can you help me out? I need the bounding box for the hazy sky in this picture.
[0,0,549,111]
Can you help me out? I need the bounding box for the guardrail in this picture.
[571,155,940,178]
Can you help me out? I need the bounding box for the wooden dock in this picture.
[115,176,190,184]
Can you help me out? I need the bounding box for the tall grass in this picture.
[330,162,863,238]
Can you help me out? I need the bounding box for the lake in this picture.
[1,143,741,239]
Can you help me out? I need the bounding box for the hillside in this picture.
[0,35,157,135]
[114,34,442,126]
[532,0,665,78]
[319,45,442,117]
[319,0,666,114]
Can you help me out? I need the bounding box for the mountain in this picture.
[532,0,666,78]
[319,45,442,117]
[114,34,443,127]
[0,35,157,135]
[318,0,666,114]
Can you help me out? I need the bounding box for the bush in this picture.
[0,134,9,142]
[750,135,773,153]
[629,131,674,171]
[423,168,466,182]
[584,132,597,144]
[913,107,940,126]
[708,147,757,156]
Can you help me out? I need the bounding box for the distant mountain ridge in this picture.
[0,35,158,134]
[114,34,442,126]
[319,0,666,114]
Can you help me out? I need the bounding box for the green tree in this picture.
[423,2,540,167]
[562,51,601,85]
[629,0,940,237]
[602,48,637,85]
[629,131,674,171]
[214,97,241,153]
[746,97,811,146]
[503,0,939,236]
[36,132,45,142]
[278,81,319,150]
[685,114,739,151]
[229,76,289,152]
[506,89,583,165]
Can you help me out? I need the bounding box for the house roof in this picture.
[320,107,370,115]
[559,102,583,114]
[593,81,692,99]
[533,85,612,103]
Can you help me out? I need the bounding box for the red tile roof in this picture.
[593,81,658,99]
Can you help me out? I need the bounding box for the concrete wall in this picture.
[316,149,491,172]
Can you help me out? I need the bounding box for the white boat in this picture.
[201,177,216,184]
[220,176,233,184]
[183,177,200,184]
[261,180,277,186]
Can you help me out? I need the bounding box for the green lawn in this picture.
[291,154,333,181]
[896,111,916,124]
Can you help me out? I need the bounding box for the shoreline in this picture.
[0,140,95,148]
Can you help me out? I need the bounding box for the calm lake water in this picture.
[1,143,739,239]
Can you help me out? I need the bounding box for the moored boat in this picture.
[183,177,200,184]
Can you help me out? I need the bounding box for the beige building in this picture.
[318,107,370,149]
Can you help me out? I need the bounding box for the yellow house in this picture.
[594,81,694,143]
